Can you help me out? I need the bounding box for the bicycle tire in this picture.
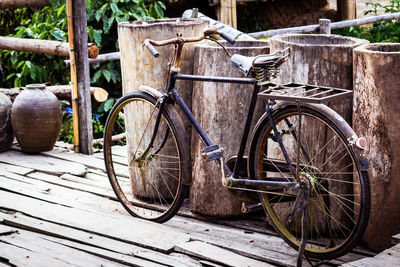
[249,104,370,259]
[103,91,190,223]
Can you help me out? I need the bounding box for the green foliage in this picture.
[334,0,400,43]
[0,0,165,89]
[0,1,68,87]
[0,0,166,144]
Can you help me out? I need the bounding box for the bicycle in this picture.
[103,25,370,261]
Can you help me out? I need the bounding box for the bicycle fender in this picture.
[139,85,163,99]
[251,102,369,171]
[138,85,193,185]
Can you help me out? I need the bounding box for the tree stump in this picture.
[118,19,207,197]
[270,34,368,123]
[270,34,368,233]
[190,40,269,216]
[353,43,400,251]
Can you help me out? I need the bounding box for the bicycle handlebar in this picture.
[143,26,235,58]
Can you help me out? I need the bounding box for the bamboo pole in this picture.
[66,0,80,153]
[342,0,357,20]
[231,0,237,29]
[0,37,98,58]
[249,12,400,39]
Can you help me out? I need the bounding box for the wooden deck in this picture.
[0,145,379,266]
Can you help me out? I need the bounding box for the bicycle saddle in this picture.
[231,54,282,76]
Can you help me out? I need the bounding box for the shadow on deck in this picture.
[0,144,380,266]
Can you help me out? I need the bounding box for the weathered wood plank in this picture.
[175,240,272,267]
[41,235,165,267]
[42,148,128,177]
[0,162,33,176]
[2,212,200,267]
[0,150,87,176]
[342,243,400,266]
[167,216,299,266]
[0,241,72,267]
[1,171,121,213]
[341,257,381,267]
[0,229,127,266]
[392,233,400,245]
[0,225,17,235]
[0,190,190,253]
[26,171,118,201]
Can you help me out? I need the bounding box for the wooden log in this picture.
[118,18,208,197]
[270,34,368,233]
[353,43,400,251]
[0,36,98,59]
[64,52,120,68]
[0,0,49,9]
[270,34,368,123]
[190,40,269,216]
[0,85,108,102]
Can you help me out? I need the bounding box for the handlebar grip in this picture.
[220,32,235,44]
[145,41,160,58]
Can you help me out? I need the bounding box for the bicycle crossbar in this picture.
[175,74,256,84]
[227,177,296,188]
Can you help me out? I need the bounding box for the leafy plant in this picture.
[0,0,167,144]
[334,0,400,43]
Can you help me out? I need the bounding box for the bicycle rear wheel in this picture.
[103,92,190,223]
[250,104,370,259]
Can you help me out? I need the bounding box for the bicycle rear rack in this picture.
[258,82,353,104]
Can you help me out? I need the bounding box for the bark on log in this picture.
[0,0,49,9]
[270,34,368,232]
[64,52,120,68]
[118,18,208,197]
[0,37,99,59]
[353,43,400,251]
[0,86,108,102]
[270,34,368,123]
[190,40,269,216]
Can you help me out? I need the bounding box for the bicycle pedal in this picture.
[201,145,224,161]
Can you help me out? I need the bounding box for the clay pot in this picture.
[11,84,62,153]
[0,93,14,152]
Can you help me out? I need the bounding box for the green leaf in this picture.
[104,98,115,112]
[57,5,65,17]
[93,29,102,46]
[154,2,164,18]
[30,64,38,80]
[93,70,102,82]
[5,73,16,81]
[95,10,102,22]
[51,28,65,41]
[110,3,119,14]
[103,69,111,82]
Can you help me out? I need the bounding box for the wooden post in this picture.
[219,0,237,28]
[67,0,93,155]
[353,43,400,251]
[340,0,357,20]
[319,19,332,34]
[190,41,270,216]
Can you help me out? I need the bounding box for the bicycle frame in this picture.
[146,69,298,190]
[141,36,298,190]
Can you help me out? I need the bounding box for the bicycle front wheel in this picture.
[103,92,190,223]
[250,104,370,259]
